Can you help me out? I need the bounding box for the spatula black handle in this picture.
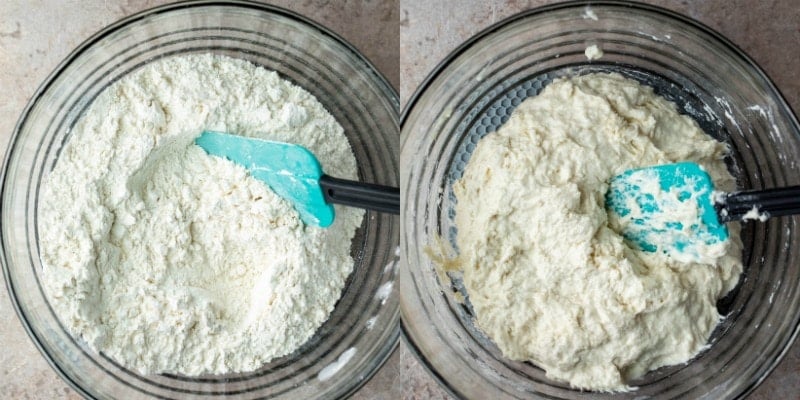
[717,185,800,222]
[319,175,400,215]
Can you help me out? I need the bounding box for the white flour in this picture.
[584,44,604,60]
[39,54,363,375]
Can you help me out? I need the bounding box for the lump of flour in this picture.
[449,73,742,391]
[39,54,363,375]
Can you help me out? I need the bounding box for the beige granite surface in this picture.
[400,1,800,399]
[0,0,398,399]
[3,0,800,399]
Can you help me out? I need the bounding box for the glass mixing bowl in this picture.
[1,1,399,399]
[400,1,800,399]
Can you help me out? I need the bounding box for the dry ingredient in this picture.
[39,54,363,375]
[584,44,604,60]
[448,73,742,391]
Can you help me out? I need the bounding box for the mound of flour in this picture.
[39,54,363,375]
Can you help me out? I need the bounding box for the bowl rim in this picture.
[399,1,800,398]
[1,1,399,399]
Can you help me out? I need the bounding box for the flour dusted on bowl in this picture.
[38,54,364,375]
[447,73,742,391]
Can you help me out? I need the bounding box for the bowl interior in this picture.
[400,2,800,399]
[2,3,399,399]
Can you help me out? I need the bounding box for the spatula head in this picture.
[606,162,728,262]
[195,131,335,227]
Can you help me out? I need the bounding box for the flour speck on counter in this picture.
[38,54,364,375]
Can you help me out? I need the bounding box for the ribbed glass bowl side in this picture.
[400,2,800,399]
[2,2,399,399]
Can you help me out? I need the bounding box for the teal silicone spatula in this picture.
[195,131,399,228]
[606,161,800,258]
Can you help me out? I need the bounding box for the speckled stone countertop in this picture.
[0,1,399,399]
[400,1,799,399]
[3,0,800,399]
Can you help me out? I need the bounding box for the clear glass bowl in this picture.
[400,1,800,399]
[1,2,399,399]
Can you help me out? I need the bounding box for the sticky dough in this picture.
[450,73,742,391]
